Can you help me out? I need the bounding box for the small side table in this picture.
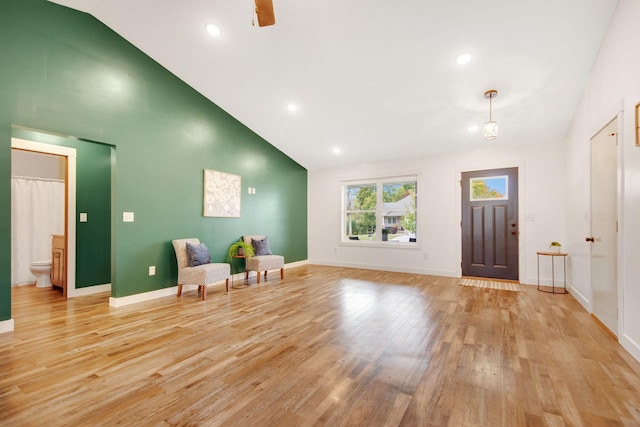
[536,251,568,294]
[231,255,249,288]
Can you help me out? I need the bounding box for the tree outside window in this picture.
[343,177,417,243]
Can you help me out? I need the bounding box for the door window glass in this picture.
[470,176,508,201]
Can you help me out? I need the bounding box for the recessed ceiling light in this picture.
[287,103,298,112]
[332,147,341,154]
[456,53,472,65]
[468,125,479,132]
[206,24,221,37]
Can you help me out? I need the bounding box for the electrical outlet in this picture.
[79,213,88,222]
[149,266,155,276]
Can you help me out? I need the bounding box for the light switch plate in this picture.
[123,212,134,222]
[148,266,155,276]
[80,213,88,222]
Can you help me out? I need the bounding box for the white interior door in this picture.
[590,118,618,336]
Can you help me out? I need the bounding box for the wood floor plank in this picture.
[2,265,640,426]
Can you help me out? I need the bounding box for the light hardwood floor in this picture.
[1,265,640,426]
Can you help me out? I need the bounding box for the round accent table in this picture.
[536,251,568,294]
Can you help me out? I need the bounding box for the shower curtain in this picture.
[11,177,65,286]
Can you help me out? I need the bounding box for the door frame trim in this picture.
[11,138,78,297]
[456,161,526,283]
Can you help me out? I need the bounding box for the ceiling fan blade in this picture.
[255,0,275,27]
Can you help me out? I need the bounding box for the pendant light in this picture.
[483,89,498,140]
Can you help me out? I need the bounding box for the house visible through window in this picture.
[343,176,417,243]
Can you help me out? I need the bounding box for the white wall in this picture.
[307,0,640,365]
[309,139,566,285]
[565,0,640,361]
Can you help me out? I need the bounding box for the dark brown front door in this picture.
[461,167,519,280]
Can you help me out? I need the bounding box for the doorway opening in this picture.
[11,138,77,297]
[11,149,66,293]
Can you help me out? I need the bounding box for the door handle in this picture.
[511,230,517,235]
[586,237,595,242]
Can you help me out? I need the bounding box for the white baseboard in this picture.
[109,285,180,307]
[284,260,309,269]
[68,283,111,298]
[308,259,459,278]
[0,318,15,334]
[11,281,35,287]
[309,265,573,286]
[519,282,536,288]
[524,276,570,287]
[110,260,309,308]
[235,260,309,279]
[568,285,590,312]
[620,333,640,362]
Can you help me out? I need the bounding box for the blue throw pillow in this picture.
[252,237,272,256]
[185,242,211,267]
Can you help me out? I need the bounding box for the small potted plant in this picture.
[549,241,562,253]
[226,238,255,262]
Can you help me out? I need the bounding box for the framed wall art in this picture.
[203,169,241,217]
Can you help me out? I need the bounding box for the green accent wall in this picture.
[0,0,308,321]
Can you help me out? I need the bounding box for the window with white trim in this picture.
[343,176,417,243]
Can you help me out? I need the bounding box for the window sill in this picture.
[339,241,421,250]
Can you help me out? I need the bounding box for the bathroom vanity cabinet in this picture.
[51,234,66,295]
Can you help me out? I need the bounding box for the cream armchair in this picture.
[172,238,230,300]
[242,235,284,284]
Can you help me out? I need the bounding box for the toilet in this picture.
[30,260,52,288]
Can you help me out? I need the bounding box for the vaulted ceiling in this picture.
[48,0,617,170]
